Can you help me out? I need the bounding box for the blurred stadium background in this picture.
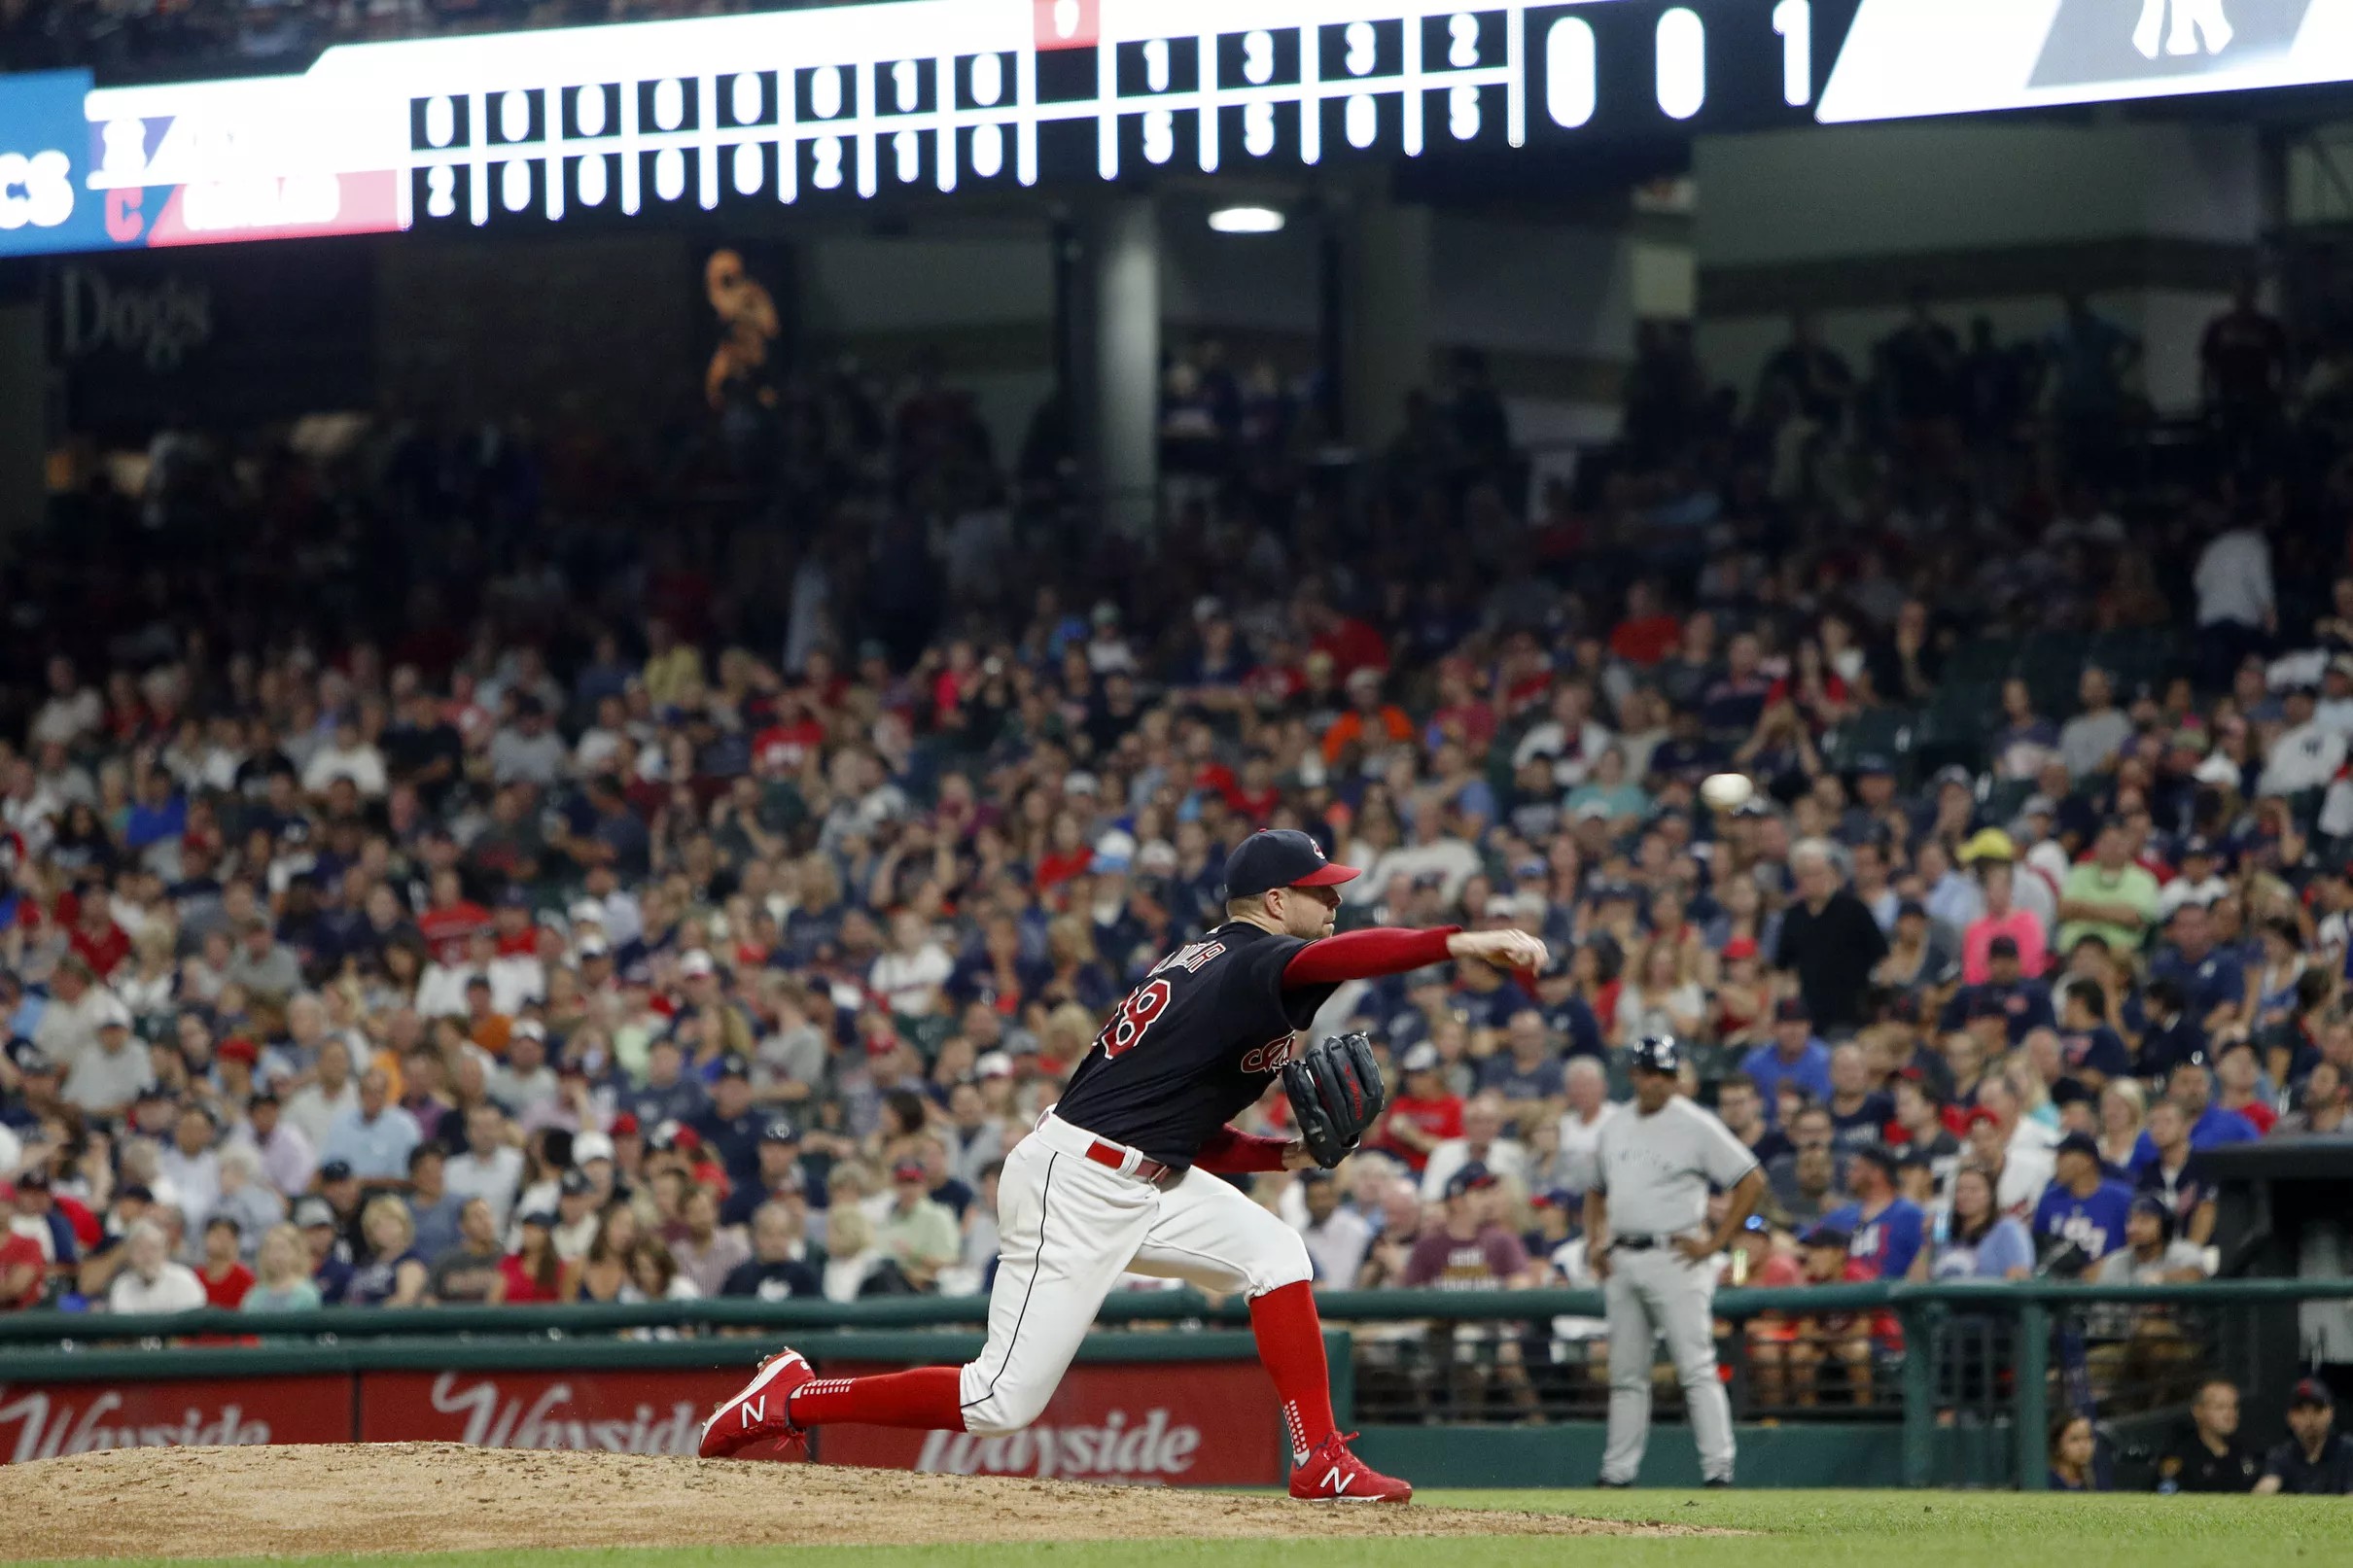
[0,0,2351,1504]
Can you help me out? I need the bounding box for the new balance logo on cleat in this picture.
[1287,1431,1411,1503]
[698,1350,815,1460]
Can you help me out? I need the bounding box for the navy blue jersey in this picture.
[2059,1024,2132,1081]
[1054,923,1337,1167]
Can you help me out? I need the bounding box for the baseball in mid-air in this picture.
[1700,773,1755,812]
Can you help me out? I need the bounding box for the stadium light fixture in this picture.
[1208,205,1285,234]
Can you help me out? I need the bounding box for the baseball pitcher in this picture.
[699,828,1546,1502]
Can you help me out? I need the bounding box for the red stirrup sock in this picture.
[787,1367,967,1431]
[1249,1279,1339,1459]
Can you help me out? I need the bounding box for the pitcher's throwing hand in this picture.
[1448,928,1549,971]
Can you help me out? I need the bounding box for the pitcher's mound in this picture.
[0,1443,1708,1559]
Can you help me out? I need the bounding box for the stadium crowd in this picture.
[0,269,2349,1475]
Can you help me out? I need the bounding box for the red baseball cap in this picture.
[1222,829,1359,898]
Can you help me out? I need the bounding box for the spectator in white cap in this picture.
[59,994,153,1119]
[570,1129,618,1199]
[568,896,608,939]
[578,863,643,949]
[106,1219,205,1314]
[676,949,755,1058]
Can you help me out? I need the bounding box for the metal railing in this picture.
[5,1279,2348,1488]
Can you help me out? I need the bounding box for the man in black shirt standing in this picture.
[1774,839,1888,1035]
[697,828,1545,1503]
[2156,1378,2261,1492]
[2257,1379,2353,1495]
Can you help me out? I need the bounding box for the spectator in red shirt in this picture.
[0,1191,45,1310]
[753,689,825,774]
[0,1232,43,1309]
[1374,1042,1464,1172]
[70,897,132,982]
[1033,811,1096,891]
[491,891,540,958]
[1222,753,1282,823]
[1423,655,1497,753]
[197,1215,256,1309]
[417,867,490,964]
[490,1210,563,1304]
[1608,580,1682,667]
[1304,599,1388,679]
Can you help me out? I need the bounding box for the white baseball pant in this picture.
[1599,1243,1736,1484]
[957,1112,1313,1435]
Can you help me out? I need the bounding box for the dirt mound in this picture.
[0,1443,1706,1558]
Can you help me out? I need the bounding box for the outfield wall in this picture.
[0,1330,1997,1489]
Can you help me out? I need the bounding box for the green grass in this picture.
[28,1490,2344,1568]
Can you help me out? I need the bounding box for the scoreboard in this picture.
[18,0,1832,255]
[5,0,2353,257]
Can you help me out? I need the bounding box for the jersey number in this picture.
[1099,979,1172,1059]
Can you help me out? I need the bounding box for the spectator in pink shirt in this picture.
[1961,860,2048,985]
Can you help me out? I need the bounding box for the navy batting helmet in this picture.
[1629,1035,1681,1075]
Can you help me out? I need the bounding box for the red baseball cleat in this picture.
[698,1349,815,1460]
[1288,1431,1413,1502]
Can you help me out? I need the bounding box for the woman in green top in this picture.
[241,1224,324,1315]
